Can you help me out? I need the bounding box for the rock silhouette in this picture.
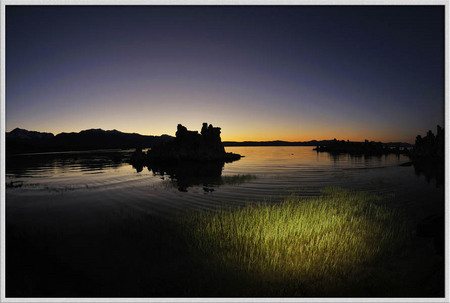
[411,125,444,161]
[129,123,243,191]
[313,139,408,155]
[144,123,242,162]
[410,125,445,186]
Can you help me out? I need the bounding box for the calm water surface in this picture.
[6,146,443,224]
[5,146,445,297]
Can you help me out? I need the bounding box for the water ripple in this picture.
[6,147,443,221]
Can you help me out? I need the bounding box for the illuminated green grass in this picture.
[181,187,411,296]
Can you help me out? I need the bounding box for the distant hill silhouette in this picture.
[223,140,412,148]
[6,127,413,154]
[6,128,173,154]
[223,140,323,146]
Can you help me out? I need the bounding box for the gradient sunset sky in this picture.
[6,5,444,143]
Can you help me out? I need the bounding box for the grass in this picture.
[220,174,258,185]
[180,187,417,296]
[166,173,257,189]
[6,186,443,297]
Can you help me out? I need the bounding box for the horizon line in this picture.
[6,126,416,144]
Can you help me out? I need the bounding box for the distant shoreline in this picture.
[5,127,413,154]
[223,140,412,148]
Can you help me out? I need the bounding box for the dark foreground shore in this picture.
[6,188,444,298]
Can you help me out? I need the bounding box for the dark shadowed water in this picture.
[5,146,445,297]
[6,146,443,222]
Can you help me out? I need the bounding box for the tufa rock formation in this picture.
[132,123,242,162]
[409,125,445,186]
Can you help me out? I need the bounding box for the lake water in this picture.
[6,146,443,223]
[5,146,445,297]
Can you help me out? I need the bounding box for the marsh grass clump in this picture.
[220,174,257,185]
[180,187,410,296]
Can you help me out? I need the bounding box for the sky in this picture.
[5,5,445,143]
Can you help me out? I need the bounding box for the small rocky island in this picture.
[131,123,242,164]
[313,139,409,155]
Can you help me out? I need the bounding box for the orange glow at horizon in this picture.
[220,133,414,144]
[5,6,443,150]
[8,121,416,145]
[3,79,430,146]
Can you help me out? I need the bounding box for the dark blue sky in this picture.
[6,6,444,142]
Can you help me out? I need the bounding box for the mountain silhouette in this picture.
[6,128,173,154]
[6,127,413,154]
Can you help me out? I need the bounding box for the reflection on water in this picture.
[412,160,445,187]
[132,159,256,192]
[135,160,225,192]
[5,146,444,297]
[7,150,127,177]
[6,146,443,218]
